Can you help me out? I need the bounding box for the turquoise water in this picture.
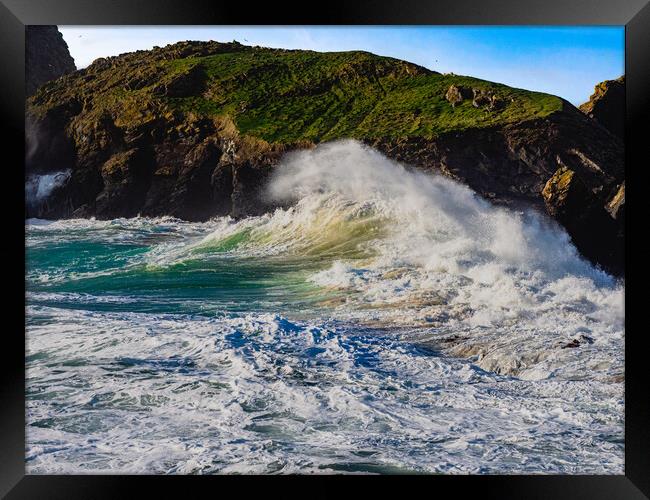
[25,141,624,474]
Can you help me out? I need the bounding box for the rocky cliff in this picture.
[25,25,76,97]
[25,41,625,274]
[538,76,626,273]
[579,75,625,140]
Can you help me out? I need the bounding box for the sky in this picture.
[58,26,624,105]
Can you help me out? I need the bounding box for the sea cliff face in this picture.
[25,26,76,97]
[579,75,625,140]
[25,41,624,274]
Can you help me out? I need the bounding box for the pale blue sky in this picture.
[59,26,624,105]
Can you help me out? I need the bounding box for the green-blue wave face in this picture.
[25,211,378,318]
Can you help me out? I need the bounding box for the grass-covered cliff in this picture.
[28,41,563,143]
[25,41,624,274]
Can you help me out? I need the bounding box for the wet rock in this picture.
[542,166,623,275]
[95,148,155,218]
[560,334,594,349]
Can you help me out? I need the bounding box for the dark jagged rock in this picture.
[370,104,623,207]
[26,26,76,97]
[471,88,503,110]
[606,182,625,221]
[541,166,623,275]
[579,76,625,140]
[445,85,504,111]
[472,88,491,108]
[25,41,625,274]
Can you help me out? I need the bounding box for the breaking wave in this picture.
[25,169,71,207]
[25,140,624,474]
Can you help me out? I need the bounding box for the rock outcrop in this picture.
[444,85,504,111]
[606,181,625,221]
[471,88,504,111]
[25,41,625,275]
[26,26,76,97]
[541,167,623,274]
[579,76,625,140]
[444,84,472,107]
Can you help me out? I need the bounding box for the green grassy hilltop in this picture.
[29,41,563,144]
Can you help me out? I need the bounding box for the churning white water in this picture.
[26,141,624,474]
[25,170,71,205]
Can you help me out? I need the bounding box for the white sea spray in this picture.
[25,141,624,474]
[25,170,71,204]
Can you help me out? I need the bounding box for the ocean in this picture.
[25,141,624,474]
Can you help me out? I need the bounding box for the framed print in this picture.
[0,0,647,497]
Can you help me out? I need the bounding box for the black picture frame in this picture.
[1,0,646,497]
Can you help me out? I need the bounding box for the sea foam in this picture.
[25,140,624,474]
